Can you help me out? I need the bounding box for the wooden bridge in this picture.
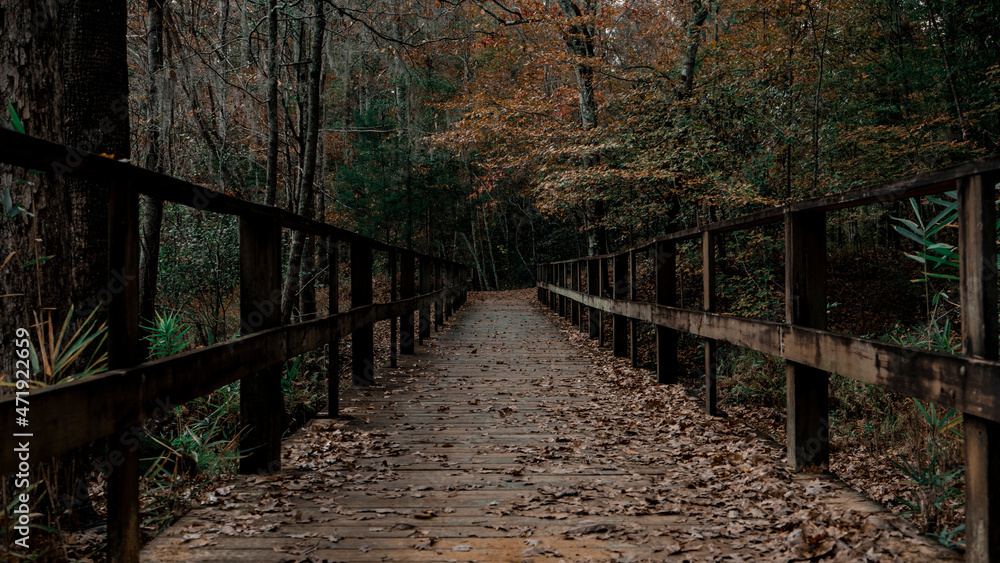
[0,128,998,561]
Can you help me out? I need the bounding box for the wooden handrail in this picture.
[536,162,1000,561]
[0,130,471,562]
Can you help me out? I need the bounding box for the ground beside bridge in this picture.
[142,290,959,562]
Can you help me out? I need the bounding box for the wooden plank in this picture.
[612,254,628,357]
[419,258,431,342]
[239,217,284,475]
[539,282,1000,424]
[389,250,398,368]
[629,250,639,367]
[587,259,600,340]
[105,179,141,563]
[572,261,582,330]
[785,210,828,469]
[401,252,415,354]
[434,260,443,331]
[703,231,718,416]
[0,289,454,475]
[958,173,1000,562]
[599,258,610,347]
[326,237,340,416]
[352,241,375,386]
[654,241,678,384]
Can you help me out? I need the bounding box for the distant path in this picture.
[142,290,958,562]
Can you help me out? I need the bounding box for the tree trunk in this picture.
[281,0,325,323]
[264,0,279,206]
[140,0,166,332]
[0,0,130,534]
[679,0,710,100]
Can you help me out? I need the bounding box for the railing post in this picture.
[352,240,374,385]
[600,257,610,346]
[958,172,1000,562]
[445,263,454,318]
[588,259,600,339]
[419,256,431,343]
[239,216,283,475]
[629,250,639,368]
[538,265,544,303]
[557,263,566,317]
[389,249,398,368]
[106,180,140,563]
[703,231,718,415]
[434,260,443,331]
[571,261,581,329]
[401,252,416,354]
[655,240,678,384]
[326,237,340,416]
[785,210,828,469]
[548,264,555,311]
[613,253,628,357]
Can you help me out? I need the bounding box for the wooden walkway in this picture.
[142,291,958,562]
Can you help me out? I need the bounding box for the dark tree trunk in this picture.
[0,0,130,534]
[281,0,325,323]
[140,0,166,332]
[264,0,279,206]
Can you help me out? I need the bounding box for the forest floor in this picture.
[141,289,957,562]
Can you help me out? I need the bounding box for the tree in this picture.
[1,0,130,535]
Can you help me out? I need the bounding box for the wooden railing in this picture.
[0,129,468,561]
[537,158,1000,561]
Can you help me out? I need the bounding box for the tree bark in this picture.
[0,0,130,532]
[281,0,325,323]
[264,0,280,206]
[140,0,166,331]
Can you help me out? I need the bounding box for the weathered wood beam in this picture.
[325,237,340,416]
[959,173,1000,562]
[352,241,374,386]
[703,231,718,416]
[785,210,828,469]
[0,287,459,475]
[239,217,284,475]
[105,179,141,563]
[539,283,1000,425]
[654,241,678,384]
[613,254,629,357]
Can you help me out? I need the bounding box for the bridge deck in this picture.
[142,291,958,562]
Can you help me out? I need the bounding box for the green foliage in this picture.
[142,310,192,359]
[24,307,108,385]
[891,398,965,546]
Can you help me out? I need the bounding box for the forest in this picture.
[1,0,998,559]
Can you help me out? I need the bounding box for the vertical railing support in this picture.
[571,261,581,330]
[239,216,283,474]
[655,240,678,384]
[434,260,443,331]
[352,241,374,385]
[629,250,639,368]
[548,264,559,312]
[588,259,600,339]
[558,263,567,317]
[600,257,610,346]
[326,237,340,416]
[445,263,454,318]
[389,249,398,368]
[959,172,1000,562]
[703,232,719,415]
[419,257,431,343]
[785,210,829,469]
[106,180,140,563]
[401,252,416,354]
[612,254,628,357]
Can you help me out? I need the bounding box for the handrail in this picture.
[0,130,470,561]
[536,161,1000,560]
